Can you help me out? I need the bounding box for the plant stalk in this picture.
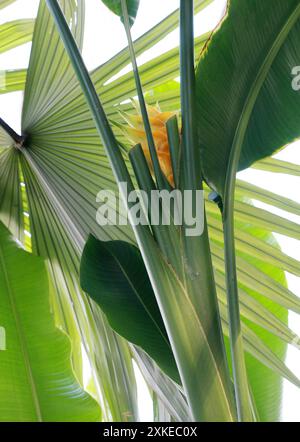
[179,0,235,417]
[0,117,23,145]
[120,0,165,190]
[222,201,253,421]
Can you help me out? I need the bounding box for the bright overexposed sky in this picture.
[1,0,300,422]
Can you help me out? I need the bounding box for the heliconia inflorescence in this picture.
[122,104,178,186]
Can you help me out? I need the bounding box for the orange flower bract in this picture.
[122,105,177,186]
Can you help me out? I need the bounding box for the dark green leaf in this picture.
[196,0,300,195]
[80,235,180,384]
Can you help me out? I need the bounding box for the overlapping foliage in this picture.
[0,0,300,422]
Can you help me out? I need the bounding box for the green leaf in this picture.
[80,235,180,384]
[196,0,300,195]
[0,19,35,54]
[0,69,27,95]
[0,221,101,422]
[0,149,24,242]
[100,0,140,27]
[236,179,300,219]
[253,156,300,176]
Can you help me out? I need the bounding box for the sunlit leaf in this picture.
[0,19,34,54]
[0,222,101,422]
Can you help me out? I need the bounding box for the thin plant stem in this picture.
[120,0,165,190]
[0,117,23,145]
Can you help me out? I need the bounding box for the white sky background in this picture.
[1,0,300,422]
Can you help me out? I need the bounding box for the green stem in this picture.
[0,117,23,145]
[120,0,165,190]
[179,0,198,193]
[179,0,235,417]
[223,201,253,421]
[166,116,180,189]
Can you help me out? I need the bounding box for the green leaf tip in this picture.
[100,0,140,27]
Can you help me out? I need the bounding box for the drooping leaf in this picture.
[100,0,140,27]
[0,221,101,422]
[196,0,300,195]
[80,235,180,384]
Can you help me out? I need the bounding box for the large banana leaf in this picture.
[194,0,300,419]
[195,0,300,195]
[0,221,101,422]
